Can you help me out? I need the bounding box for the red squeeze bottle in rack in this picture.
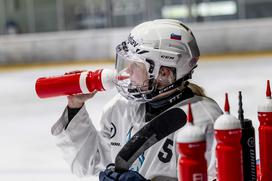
[214,93,243,181]
[35,69,119,98]
[257,80,272,181]
[176,103,207,181]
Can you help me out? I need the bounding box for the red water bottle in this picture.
[257,80,272,181]
[176,103,207,181]
[214,93,243,181]
[35,69,117,98]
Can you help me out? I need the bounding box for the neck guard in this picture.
[145,87,194,122]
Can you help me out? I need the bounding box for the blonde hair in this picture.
[187,82,206,97]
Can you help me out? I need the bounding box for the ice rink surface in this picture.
[0,56,271,181]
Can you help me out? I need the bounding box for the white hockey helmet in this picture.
[114,19,200,102]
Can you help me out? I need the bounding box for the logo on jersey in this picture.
[111,142,121,147]
[110,122,117,138]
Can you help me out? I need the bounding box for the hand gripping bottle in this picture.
[257,80,272,181]
[176,103,207,181]
[238,91,257,181]
[214,93,243,181]
[35,69,117,98]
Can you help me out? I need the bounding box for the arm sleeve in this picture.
[65,106,81,129]
[51,105,113,177]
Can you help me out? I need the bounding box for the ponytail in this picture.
[187,82,206,97]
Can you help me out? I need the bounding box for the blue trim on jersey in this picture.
[126,126,145,171]
[126,126,133,142]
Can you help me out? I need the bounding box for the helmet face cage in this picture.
[114,78,156,102]
[114,41,157,102]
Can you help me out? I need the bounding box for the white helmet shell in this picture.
[126,19,200,80]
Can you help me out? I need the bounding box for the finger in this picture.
[80,91,97,100]
[67,91,97,102]
[64,70,87,75]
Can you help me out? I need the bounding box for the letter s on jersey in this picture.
[158,139,173,163]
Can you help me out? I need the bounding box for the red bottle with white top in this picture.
[257,80,272,181]
[214,93,243,181]
[176,103,207,181]
[35,69,117,98]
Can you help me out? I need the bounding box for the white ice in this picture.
[0,56,271,181]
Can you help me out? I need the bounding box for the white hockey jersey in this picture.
[51,94,222,180]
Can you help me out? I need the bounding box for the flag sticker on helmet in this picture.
[170,33,182,40]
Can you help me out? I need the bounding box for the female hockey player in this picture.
[51,19,222,181]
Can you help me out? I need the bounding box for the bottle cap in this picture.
[214,93,241,130]
[176,123,205,143]
[176,103,205,143]
[214,114,241,130]
[242,119,253,129]
[258,80,272,112]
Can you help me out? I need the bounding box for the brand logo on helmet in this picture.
[161,55,175,60]
[128,34,139,47]
[170,33,182,40]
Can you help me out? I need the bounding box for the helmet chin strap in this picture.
[125,61,197,102]
[126,72,192,102]
[145,72,192,100]
[144,61,197,100]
